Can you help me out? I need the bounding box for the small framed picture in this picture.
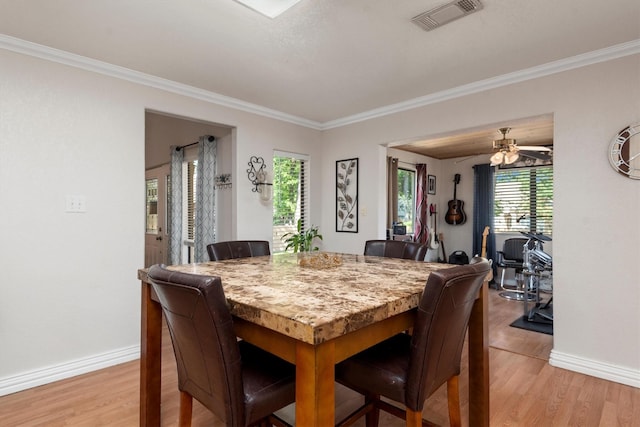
[428,175,436,195]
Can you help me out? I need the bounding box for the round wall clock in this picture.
[609,124,640,179]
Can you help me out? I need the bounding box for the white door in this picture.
[145,164,170,267]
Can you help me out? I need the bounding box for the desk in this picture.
[138,253,490,426]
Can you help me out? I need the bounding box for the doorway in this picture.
[144,110,235,265]
[144,164,170,267]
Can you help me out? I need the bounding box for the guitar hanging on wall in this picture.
[445,173,467,225]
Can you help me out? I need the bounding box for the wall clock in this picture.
[609,124,640,179]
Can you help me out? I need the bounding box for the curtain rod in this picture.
[175,135,215,151]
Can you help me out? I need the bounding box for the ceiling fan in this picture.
[490,127,552,166]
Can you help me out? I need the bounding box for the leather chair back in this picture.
[501,238,533,262]
[405,257,490,410]
[147,265,246,424]
[364,239,427,261]
[207,240,270,261]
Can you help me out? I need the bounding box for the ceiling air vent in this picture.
[412,0,483,31]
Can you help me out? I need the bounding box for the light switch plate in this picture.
[66,195,87,213]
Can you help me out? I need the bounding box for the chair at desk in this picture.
[335,257,490,427]
[147,265,294,427]
[496,238,533,300]
[364,239,428,261]
[207,240,270,261]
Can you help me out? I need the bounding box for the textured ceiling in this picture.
[0,0,638,157]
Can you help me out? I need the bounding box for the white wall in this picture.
[320,54,640,387]
[0,51,144,388]
[0,48,321,395]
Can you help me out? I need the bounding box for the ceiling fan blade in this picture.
[517,145,552,152]
[518,150,552,160]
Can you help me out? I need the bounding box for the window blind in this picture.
[494,166,553,235]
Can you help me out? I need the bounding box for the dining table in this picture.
[137,252,490,426]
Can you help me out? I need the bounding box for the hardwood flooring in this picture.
[487,287,553,361]
[1,288,638,426]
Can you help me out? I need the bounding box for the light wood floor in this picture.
[1,288,639,426]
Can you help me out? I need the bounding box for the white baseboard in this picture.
[549,350,640,388]
[0,345,140,397]
[3,346,638,397]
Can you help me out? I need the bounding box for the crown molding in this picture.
[0,34,323,130]
[1,34,638,131]
[322,39,640,130]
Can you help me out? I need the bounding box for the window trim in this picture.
[272,151,311,253]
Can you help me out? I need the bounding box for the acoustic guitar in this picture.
[445,173,467,225]
[481,226,493,282]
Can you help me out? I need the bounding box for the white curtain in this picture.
[194,136,217,263]
[168,146,183,265]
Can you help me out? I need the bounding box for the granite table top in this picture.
[139,252,453,345]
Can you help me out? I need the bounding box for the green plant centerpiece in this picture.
[282,219,323,253]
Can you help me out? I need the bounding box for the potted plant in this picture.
[282,218,323,253]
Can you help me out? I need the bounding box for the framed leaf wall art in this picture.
[336,158,358,232]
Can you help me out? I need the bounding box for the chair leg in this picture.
[365,395,381,427]
[178,391,193,427]
[446,376,461,427]
[406,408,422,427]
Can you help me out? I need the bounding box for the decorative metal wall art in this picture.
[336,158,358,233]
[247,156,273,201]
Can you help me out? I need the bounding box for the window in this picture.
[272,151,310,252]
[494,166,553,235]
[167,155,198,263]
[397,168,416,233]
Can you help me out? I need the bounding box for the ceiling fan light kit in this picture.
[489,127,552,166]
[490,151,505,165]
[505,150,520,164]
[490,127,519,166]
[490,150,519,166]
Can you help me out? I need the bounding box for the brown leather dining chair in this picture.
[364,239,428,261]
[335,257,490,427]
[147,264,294,427]
[207,240,271,261]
